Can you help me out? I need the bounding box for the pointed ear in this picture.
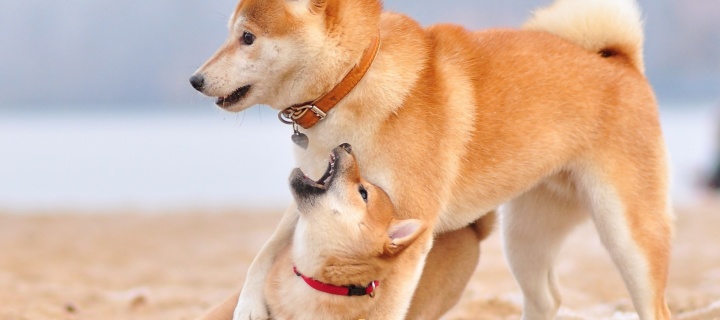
[384,219,427,256]
[287,0,327,15]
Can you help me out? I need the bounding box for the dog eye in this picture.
[359,185,368,203]
[241,31,256,45]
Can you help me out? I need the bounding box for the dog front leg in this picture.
[232,203,299,320]
[197,291,239,320]
[378,229,435,320]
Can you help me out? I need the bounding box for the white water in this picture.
[0,105,717,212]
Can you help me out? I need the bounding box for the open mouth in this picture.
[303,152,337,189]
[215,85,251,108]
[290,151,338,198]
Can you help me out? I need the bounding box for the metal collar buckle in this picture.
[278,104,326,125]
[308,105,326,120]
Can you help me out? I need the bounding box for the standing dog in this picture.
[190,0,673,319]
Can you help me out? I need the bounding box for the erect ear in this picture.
[384,219,427,256]
[287,0,327,15]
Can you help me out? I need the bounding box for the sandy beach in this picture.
[1,200,719,320]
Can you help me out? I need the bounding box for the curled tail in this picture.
[523,0,645,73]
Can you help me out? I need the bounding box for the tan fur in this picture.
[191,0,672,319]
[261,146,479,320]
[405,217,489,320]
[197,218,487,320]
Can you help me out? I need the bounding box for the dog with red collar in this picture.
[263,143,431,320]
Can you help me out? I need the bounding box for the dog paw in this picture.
[232,299,269,320]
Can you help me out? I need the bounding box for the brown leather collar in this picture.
[279,33,381,129]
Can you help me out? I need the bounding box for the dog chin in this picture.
[217,101,253,112]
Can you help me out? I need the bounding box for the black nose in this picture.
[339,143,352,154]
[189,74,205,91]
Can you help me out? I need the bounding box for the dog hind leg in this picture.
[578,164,672,320]
[502,182,588,320]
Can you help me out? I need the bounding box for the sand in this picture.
[1,200,719,320]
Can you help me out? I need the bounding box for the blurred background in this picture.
[2,1,720,319]
[1,0,719,212]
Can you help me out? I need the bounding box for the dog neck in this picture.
[292,265,379,297]
[291,15,431,178]
[280,32,381,130]
[291,235,389,290]
[266,244,388,320]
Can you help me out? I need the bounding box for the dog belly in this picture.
[436,170,580,233]
[436,206,497,234]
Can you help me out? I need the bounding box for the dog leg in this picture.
[389,231,434,320]
[232,204,299,320]
[502,185,587,320]
[197,291,239,320]
[404,213,495,320]
[579,168,672,320]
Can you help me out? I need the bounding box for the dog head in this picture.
[288,143,426,286]
[190,0,382,112]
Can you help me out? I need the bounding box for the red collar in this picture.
[293,266,379,298]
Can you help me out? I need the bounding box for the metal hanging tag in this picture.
[291,122,309,149]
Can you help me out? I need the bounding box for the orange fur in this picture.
[260,146,478,320]
[191,0,672,319]
[197,219,487,320]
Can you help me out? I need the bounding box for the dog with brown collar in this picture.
[191,0,673,318]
